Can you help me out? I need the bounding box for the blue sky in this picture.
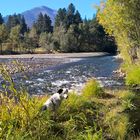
[0,0,100,19]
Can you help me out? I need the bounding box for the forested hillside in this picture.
[0,3,117,54]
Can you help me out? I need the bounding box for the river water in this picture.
[0,54,123,95]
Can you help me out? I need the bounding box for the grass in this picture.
[34,47,54,54]
[82,79,104,98]
[34,47,47,54]
[125,65,140,87]
[0,66,140,139]
[0,78,105,139]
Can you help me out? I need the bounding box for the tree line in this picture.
[0,3,117,54]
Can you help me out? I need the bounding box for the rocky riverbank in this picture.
[0,53,108,74]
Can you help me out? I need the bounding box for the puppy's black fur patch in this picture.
[57,89,63,94]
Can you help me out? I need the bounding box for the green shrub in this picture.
[82,79,104,98]
[126,66,140,87]
[118,91,135,111]
[78,126,103,140]
[119,91,135,101]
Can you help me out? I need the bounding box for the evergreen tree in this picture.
[67,3,75,16]
[0,13,4,25]
[35,13,52,34]
[66,3,76,28]
[83,16,88,24]
[0,24,8,54]
[55,8,67,28]
[6,14,20,31]
[55,4,82,29]
[74,10,83,25]
[43,14,52,33]
[35,13,44,34]
[20,16,27,34]
[6,15,12,30]
[6,14,27,35]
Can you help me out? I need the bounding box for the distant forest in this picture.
[0,3,117,54]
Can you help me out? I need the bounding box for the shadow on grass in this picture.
[128,91,140,136]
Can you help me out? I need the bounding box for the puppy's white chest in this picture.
[44,93,61,107]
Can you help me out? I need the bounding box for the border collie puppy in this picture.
[41,88,68,111]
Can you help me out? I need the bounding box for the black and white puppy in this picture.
[41,88,68,111]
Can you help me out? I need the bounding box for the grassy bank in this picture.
[1,76,139,140]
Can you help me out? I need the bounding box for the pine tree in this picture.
[20,16,27,34]
[74,10,83,25]
[55,8,67,28]
[83,16,88,24]
[0,13,4,24]
[35,13,44,34]
[0,24,8,54]
[6,15,12,30]
[43,14,52,33]
[66,3,76,28]
[6,14,20,31]
[35,13,52,34]
[67,3,75,16]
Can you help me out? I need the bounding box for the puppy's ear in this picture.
[41,105,47,111]
[57,89,63,94]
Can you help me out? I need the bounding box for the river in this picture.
[0,53,123,95]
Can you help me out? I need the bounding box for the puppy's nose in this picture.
[66,96,68,99]
[63,94,68,99]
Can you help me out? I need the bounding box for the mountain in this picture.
[4,6,57,27]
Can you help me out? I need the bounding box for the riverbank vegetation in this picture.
[98,0,140,139]
[0,3,117,54]
[0,70,136,139]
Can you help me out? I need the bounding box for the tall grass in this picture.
[125,65,140,87]
[82,79,104,98]
[0,65,135,140]
[0,66,105,140]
